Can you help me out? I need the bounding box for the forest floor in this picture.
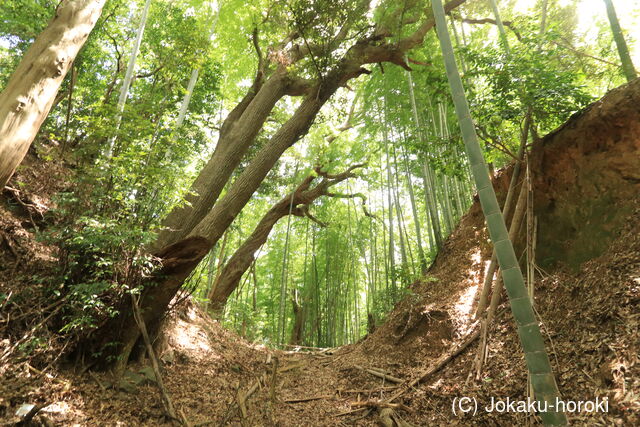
[2,84,640,426]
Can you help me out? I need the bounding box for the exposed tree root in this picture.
[3,185,47,226]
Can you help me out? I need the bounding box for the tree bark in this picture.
[152,69,294,250]
[98,83,358,366]
[289,290,305,346]
[153,0,468,251]
[0,0,106,187]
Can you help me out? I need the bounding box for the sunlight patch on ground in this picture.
[171,319,214,356]
[42,401,71,414]
[41,399,88,423]
[453,249,484,332]
[454,285,478,333]
[185,305,199,321]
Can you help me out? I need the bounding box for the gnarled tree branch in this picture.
[206,164,366,312]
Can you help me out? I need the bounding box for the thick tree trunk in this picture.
[96,76,347,371]
[153,0,468,251]
[0,0,106,187]
[153,70,295,250]
[207,178,315,314]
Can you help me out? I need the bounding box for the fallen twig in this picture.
[350,400,413,413]
[88,371,107,391]
[11,296,68,323]
[191,420,215,427]
[269,357,279,403]
[283,344,330,351]
[0,231,19,259]
[236,388,248,419]
[413,328,481,386]
[379,407,416,427]
[335,406,368,417]
[3,185,46,227]
[355,365,403,384]
[221,373,267,425]
[25,364,70,386]
[277,361,306,373]
[1,303,65,362]
[179,409,192,427]
[15,403,47,426]
[284,395,332,403]
[340,386,399,394]
[131,294,178,422]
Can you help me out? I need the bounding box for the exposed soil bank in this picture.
[532,77,640,270]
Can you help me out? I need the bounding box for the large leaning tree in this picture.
[81,0,468,373]
[0,0,106,187]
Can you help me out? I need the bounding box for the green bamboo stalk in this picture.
[476,114,530,318]
[382,100,398,296]
[391,144,412,274]
[439,104,456,232]
[488,0,511,54]
[379,161,391,297]
[277,187,296,346]
[603,0,637,82]
[431,0,567,424]
[401,144,428,273]
[539,0,548,35]
[407,71,443,250]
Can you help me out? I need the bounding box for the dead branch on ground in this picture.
[355,365,404,384]
[284,395,332,403]
[131,294,178,422]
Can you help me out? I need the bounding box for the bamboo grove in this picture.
[201,66,477,348]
